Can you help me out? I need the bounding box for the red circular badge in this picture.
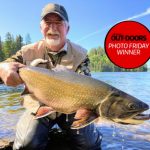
[105,21,150,69]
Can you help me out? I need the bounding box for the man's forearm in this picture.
[0,49,23,84]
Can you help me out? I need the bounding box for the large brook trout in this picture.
[19,65,150,129]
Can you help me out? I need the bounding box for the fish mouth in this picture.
[132,113,150,120]
[112,111,150,125]
[128,107,150,121]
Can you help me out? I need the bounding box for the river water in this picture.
[0,72,150,150]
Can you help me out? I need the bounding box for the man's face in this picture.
[40,13,69,49]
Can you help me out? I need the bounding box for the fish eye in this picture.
[128,103,137,110]
[111,92,120,97]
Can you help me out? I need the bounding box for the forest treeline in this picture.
[88,47,147,72]
[0,32,31,61]
[0,32,148,72]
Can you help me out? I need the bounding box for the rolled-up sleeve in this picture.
[4,50,23,63]
[76,56,91,76]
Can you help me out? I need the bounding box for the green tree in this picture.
[25,33,31,45]
[0,36,2,50]
[15,35,23,52]
[88,46,147,72]
[2,32,15,58]
[0,36,4,61]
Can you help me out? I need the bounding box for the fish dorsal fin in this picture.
[52,65,73,73]
[71,108,98,129]
[30,58,73,73]
[30,59,48,67]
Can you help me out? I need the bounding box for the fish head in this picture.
[98,90,149,125]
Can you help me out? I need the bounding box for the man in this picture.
[0,3,102,150]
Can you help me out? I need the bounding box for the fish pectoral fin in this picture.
[71,108,98,129]
[34,106,56,119]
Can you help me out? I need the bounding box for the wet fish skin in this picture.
[19,66,149,128]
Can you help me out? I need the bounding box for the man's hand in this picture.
[0,62,25,87]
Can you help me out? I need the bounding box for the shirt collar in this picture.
[46,42,68,55]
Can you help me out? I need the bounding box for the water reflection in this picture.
[0,85,24,139]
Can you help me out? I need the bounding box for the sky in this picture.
[0,0,150,66]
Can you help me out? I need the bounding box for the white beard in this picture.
[46,38,61,46]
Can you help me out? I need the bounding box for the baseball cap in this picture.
[41,3,69,22]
